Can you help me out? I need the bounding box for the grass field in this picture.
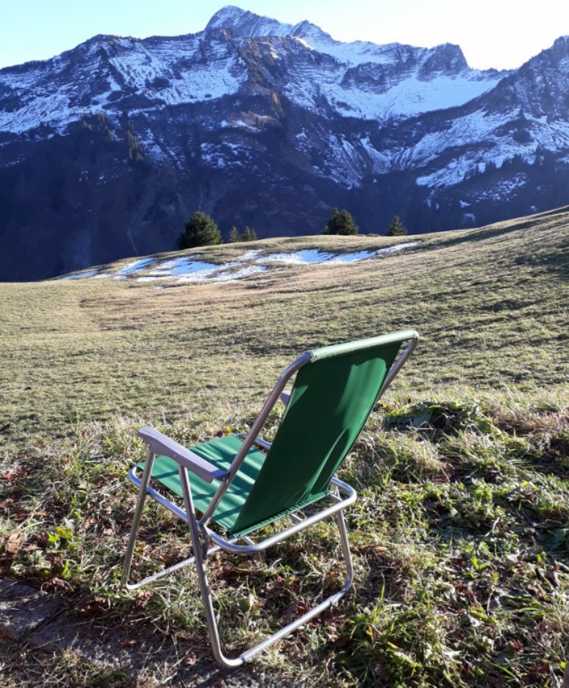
[1,207,568,687]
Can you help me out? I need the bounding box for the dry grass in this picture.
[1,207,567,446]
[0,207,568,686]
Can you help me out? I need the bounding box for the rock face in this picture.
[1,6,568,280]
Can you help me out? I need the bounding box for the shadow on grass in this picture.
[0,579,294,688]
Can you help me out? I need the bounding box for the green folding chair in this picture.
[122,330,419,667]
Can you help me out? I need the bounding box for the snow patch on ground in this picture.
[60,242,421,285]
[327,250,376,263]
[147,258,217,277]
[178,264,268,283]
[262,243,419,265]
[117,258,155,274]
[220,265,268,280]
[61,269,99,280]
[263,249,335,264]
[237,250,262,261]
[376,242,420,255]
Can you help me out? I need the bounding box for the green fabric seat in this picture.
[140,435,332,536]
[139,331,414,538]
[139,435,266,534]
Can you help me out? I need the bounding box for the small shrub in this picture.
[242,226,258,242]
[177,212,222,249]
[323,208,359,235]
[387,215,408,236]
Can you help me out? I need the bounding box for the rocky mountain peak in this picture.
[484,33,569,118]
[419,43,468,75]
[291,20,335,46]
[522,34,569,69]
[552,35,569,51]
[206,5,292,37]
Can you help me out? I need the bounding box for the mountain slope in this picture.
[1,6,569,281]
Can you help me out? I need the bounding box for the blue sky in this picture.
[1,0,568,71]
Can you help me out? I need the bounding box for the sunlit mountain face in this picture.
[1,6,568,280]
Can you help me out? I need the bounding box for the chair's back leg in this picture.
[122,449,156,586]
[335,508,354,592]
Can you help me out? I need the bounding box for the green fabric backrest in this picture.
[231,331,415,535]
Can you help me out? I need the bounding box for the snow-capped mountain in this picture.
[1,5,568,280]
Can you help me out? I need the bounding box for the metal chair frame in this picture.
[121,334,418,668]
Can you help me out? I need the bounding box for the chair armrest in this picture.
[138,426,228,484]
[279,391,291,406]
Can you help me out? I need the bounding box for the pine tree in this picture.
[386,215,408,236]
[323,208,359,235]
[242,226,258,242]
[177,212,222,249]
[229,226,241,243]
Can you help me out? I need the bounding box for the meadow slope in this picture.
[0,208,568,687]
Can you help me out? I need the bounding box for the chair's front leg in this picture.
[181,474,355,668]
[122,448,155,587]
[177,464,246,668]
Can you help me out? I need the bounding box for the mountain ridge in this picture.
[1,6,569,281]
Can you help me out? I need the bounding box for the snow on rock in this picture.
[3,4,569,249]
[413,104,569,191]
[0,7,507,137]
[318,73,503,122]
[205,7,504,122]
[0,29,245,135]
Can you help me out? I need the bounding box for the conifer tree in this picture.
[177,212,222,249]
[323,208,359,235]
[242,226,258,242]
[229,226,241,243]
[386,215,408,236]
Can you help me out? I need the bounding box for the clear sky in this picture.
[1,0,568,71]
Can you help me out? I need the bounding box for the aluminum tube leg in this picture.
[234,507,356,664]
[178,465,245,668]
[182,465,354,668]
[335,508,354,592]
[122,449,155,587]
[179,468,355,668]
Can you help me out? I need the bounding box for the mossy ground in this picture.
[0,208,568,686]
